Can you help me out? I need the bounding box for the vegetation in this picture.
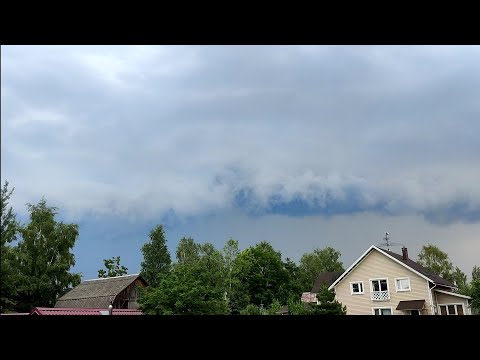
[2,179,478,315]
[98,256,128,278]
[140,224,171,287]
[1,187,81,313]
[1,181,19,312]
[298,247,344,291]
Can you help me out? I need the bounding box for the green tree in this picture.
[298,247,344,291]
[314,285,347,315]
[223,238,240,297]
[14,198,81,311]
[465,266,480,314]
[0,181,19,312]
[287,299,314,315]
[278,258,304,304]
[240,304,262,315]
[266,299,282,315]
[140,224,171,287]
[470,279,480,314]
[140,238,228,315]
[235,241,289,308]
[98,256,128,278]
[452,266,468,293]
[472,266,480,281]
[176,236,201,265]
[417,244,454,282]
[1,181,18,246]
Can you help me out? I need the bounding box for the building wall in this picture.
[113,278,147,309]
[434,291,471,315]
[333,250,432,315]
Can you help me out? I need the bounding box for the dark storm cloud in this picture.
[2,45,480,225]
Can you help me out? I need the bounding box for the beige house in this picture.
[328,245,472,315]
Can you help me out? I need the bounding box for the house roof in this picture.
[328,245,456,290]
[31,307,143,315]
[310,271,344,293]
[55,274,146,309]
[378,248,455,287]
[434,288,472,300]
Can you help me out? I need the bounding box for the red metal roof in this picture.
[30,307,143,315]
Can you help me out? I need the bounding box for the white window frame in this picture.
[369,277,390,292]
[350,281,364,295]
[395,277,411,292]
[438,303,465,315]
[372,306,393,315]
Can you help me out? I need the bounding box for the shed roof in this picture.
[55,274,146,308]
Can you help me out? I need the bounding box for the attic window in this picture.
[350,281,364,295]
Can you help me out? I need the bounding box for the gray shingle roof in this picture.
[55,274,144,308]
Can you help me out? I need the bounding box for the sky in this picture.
[2,45,480,281]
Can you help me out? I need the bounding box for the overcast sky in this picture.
[2,45,479,280]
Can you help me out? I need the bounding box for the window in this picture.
[350,281,364,295]
[439,304,464,315]
[395,277,411,292]
[372,307,392,315]
[370,278,390,301]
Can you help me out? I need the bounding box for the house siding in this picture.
[334,250,433,315]
[435,291,470,315]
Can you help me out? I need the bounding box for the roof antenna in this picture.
[378,231,402,251]
[384,232,390,250]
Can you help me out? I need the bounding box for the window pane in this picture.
[359,283,363,292]
[382,308,392,315]
[380,279,388,291]
[457,305,464,315]
[448,305,456,315]
[440,306,447,315]
[398,279,410,290]
[372,280,379,291]
[352,283,359,292]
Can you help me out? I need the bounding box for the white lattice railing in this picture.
[371,290,390,301]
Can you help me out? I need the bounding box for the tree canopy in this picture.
[98,256,128,278]
[298,247,344,291]
[14,198,81,312]
[1,181,19,312]
[140,224,171,287]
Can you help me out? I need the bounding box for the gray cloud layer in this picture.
[2,45,480,224]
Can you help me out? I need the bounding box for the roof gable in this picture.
[55,274,147,308]
[328,245,456,290]
[310,271,344,293]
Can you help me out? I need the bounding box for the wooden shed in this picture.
[55,274,148,309]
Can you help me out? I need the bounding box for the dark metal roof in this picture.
[311,271,344,293]
[396,300,425,310]
[55,274,146,308]
[31,307,143,315]
[377,248,456,287]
